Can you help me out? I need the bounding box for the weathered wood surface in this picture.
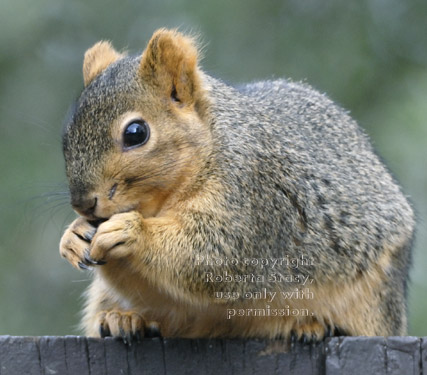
[0,336,424,375]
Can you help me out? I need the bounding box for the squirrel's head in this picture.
[63,29,212,220]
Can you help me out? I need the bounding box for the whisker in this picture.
[126,155,195,186]
[127,146,199,181]
[22,184,71,220]
[71,279,92,283]
[108,142,200,182]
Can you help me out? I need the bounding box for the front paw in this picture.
[59,217,97,270]
[87,211,143,264]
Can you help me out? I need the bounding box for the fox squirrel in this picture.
[59,29,415,343]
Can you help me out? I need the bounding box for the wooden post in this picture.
[0,336,424,374]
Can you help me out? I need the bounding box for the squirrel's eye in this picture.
[123,120,150,149]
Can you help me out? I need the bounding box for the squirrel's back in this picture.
[205,76,414,282]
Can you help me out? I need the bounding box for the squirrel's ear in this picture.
[83,41,125,86]
[139,29,201,105]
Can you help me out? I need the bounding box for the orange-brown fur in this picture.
[83,41,125,86]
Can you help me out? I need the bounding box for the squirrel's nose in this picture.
[71,196,98,217]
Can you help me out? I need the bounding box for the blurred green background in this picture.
[0,0,426,336]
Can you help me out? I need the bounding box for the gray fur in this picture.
[208,76,414,282]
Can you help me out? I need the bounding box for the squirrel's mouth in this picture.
[87,218,108,228]
[90,203,139,222]
[84,204,138,227]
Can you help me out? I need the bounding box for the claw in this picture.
[100,324,110,338]
[127,332,133,346]
[301,334,309,345]
[84,229,96,242]
[145,323,161,338]
[334,326,347,337]
[135,330,142,343]
[84,249,106,265]
[290,330,298,347]
[83,249,96,264]
[311,333,319,344]
[74,231,91,243]
[119,327,129,345]
[78,262,92,271]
